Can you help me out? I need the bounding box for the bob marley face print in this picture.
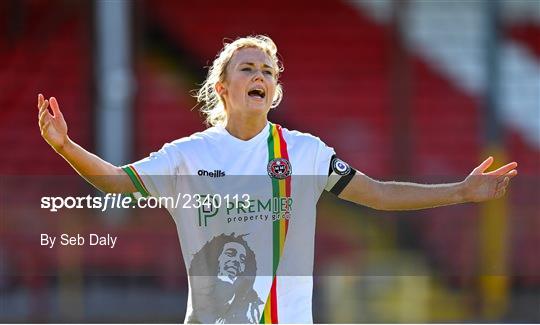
[218,242,247,282]
[188,233,263,323]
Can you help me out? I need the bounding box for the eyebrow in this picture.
[239,62,274,70]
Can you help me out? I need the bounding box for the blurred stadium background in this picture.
[0,0,539,322]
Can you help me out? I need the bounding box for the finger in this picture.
[496,169,518,183]
[38,99,49,115]
[49,97,63,118]
[494,177,502,191]
[40,119,51,135]
[494,186,507,199]
[38,101,50,120]
[498,176,510,190]
[486,162,518,176]
[38,102,51,127]
[38,94,44,109]
[38,99,49,119]
[472,156,493,175]
[506,169,518,179]
[38,109,51,128]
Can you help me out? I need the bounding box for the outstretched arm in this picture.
[37,94,135,193]
[339,157,517,211]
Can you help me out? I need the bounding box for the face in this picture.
[218,242,247,280]
[216,47,278,118]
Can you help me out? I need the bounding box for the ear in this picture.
[215,81,226,97]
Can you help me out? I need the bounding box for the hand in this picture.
[37,94,69,152]
[462,156,518,202]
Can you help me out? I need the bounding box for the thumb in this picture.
[49,97,63,118]
[472,156,493,175]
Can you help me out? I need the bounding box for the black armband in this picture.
[325,155,357,196]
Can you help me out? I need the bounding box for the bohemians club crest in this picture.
[267,158,292,179]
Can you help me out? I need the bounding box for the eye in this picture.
[263,70,274,76]
[241,67,252,72]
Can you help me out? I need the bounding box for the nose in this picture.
[252,69,264,82]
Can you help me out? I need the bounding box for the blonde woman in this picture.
[37,35,517,323]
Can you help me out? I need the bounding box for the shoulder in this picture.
[277,125,335,176]
[163,126,223,151]
[279,126,327,149]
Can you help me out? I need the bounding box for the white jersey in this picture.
[124,122,335,323]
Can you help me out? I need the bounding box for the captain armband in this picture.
[324,155,357,196]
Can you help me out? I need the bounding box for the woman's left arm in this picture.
[338,157,518,211]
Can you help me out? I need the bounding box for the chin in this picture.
[248,105,270,114]
[249,103,270,111]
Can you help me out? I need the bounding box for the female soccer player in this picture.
[37,35,517,323]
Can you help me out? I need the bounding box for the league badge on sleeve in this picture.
[267,158,292,179]
[331,157,351,176]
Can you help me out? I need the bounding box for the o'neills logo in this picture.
[198,169,226,177]
[267,158,292,179]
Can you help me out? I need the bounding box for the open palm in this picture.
[463,157,518,202]
[37,94,68,151]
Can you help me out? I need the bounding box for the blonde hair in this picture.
[195,35,284,127]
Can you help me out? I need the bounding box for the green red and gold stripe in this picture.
[122,165,150,197]
[260,123,291,324]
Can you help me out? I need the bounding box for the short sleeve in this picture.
[122,143,178,199]
[314,139,336,192]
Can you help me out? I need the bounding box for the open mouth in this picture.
[225,266,239,276]
[248,88,265,99]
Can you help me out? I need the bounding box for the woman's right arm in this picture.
[37,94,136,193]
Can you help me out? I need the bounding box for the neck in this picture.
[225,114,268,140]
